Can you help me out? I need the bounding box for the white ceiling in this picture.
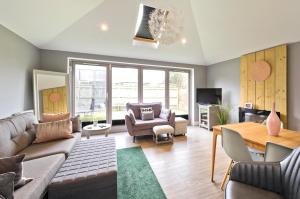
[0,0,300,65]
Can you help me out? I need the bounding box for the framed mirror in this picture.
[33,69,69,120]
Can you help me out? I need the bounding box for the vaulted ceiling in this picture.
[1,0,300,65]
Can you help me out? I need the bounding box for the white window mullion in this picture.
[165,69,169,109]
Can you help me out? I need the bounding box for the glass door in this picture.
[74,64,107,123]
[112,67,138,121]
[143,69,166,107]
[169,71,189,115]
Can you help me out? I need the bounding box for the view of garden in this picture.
[74,65,188,122]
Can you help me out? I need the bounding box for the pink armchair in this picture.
[125,102,175,142]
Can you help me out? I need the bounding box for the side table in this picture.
[83,123,111,139]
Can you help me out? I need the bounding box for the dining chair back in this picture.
[221,128,253,162]
[264,142,293,162]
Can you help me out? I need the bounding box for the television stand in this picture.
[198,104,219,130]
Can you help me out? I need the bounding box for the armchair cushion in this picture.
[226,181,283,199]
[230,162,282,194]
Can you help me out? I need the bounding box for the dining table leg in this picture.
[211,130,218,182]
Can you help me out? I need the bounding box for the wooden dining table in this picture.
[211,122,300,182]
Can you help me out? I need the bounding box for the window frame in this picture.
[69,59,191,125]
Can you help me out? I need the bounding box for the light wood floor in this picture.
[89,126,230,199]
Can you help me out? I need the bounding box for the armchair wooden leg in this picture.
[220,160,234,191]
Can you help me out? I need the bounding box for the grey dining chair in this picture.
[220,128,254,190]
[264,142,293,162]
[220,128,293,190]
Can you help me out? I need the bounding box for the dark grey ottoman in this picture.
[48,137,117,199]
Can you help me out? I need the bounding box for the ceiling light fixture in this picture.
[181,38,187,44]
[148,7,184,45]
[100,23,108,31]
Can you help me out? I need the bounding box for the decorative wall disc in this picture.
[250,60,271,81]
[49,93,61,103]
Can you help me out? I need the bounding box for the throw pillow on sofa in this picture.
[141,112,154,121]
[140,107,154,121]
[159,109,171,120]
[70,115,82,132]
[42,112,70,123]
[0,154,32,189]
[34,119,73,143]
[140,107,153,113]
[0,172,15,199]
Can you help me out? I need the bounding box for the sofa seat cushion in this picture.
[18,133,81,161]
[225,181,283,199]
[134,118,168,130]
[14,154,65,199]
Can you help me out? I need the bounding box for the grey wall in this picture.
[40,49,206,123]
[287,42,300,131]
[206,58,240,123]
[0,25,40,117]
[206,42,300,131]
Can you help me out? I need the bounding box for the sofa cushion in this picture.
[126,102,162,119]
[33,119,73,144]
[0,172,15,199]
[14,154,65,199]
[225,181,283,199]
[18,133,81,161]
[0,112,37,158]
[141,111,154,121]
[71,116,81,132]
[159,109,171,120]
[0,154,32,189]
[134,118,168,130]
[41,112,70,123]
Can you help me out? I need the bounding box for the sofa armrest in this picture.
[230,161,282,194]
[125,114,134,136]
[168,112,176,128]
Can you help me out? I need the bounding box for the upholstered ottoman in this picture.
[153,125,174,144]
[174,117,188,136]
[48,137,117,199]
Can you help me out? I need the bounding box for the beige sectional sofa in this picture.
[0,111,81,199]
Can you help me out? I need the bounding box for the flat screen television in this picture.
[196,88,222,105]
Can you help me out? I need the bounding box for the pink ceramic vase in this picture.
[266,102,281,136]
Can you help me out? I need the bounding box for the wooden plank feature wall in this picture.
[240,44,287,127]
[42,86,68,114]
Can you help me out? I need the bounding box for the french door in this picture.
[71,62,191,124]
[73,64,108,123]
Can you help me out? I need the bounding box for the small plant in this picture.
[216,100,231,125]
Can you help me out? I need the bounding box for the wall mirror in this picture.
[33,69,69,120]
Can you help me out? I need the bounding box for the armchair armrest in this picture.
[125,114,134,136]
[168,112,176,128]
[230,161,282,194]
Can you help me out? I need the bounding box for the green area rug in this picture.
[117,147,166,199]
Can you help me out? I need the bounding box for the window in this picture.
[143,70,165,107]
[71,61,191,125]
[169,71,189,115]
[74,64,107,122]
[112,67,138,120]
